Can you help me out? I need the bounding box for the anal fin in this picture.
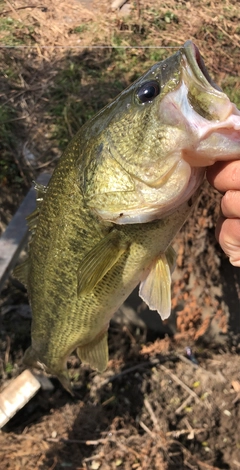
[77,331,109,373]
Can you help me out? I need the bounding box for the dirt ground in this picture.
[0,0,240,469]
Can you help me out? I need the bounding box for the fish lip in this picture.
[183,40,222,92]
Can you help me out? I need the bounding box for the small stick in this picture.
[111,0,128,10]
[47,437,107,446]
[166,427,206,438]
[136,0,140,20]
[177,353,198,370]
[122,325,136,344]
[84,452,104,463]
[180,441,221,470]
[4,335,11,366]
[177,354,226,382]
[99,357,162,388]
[196,460,221,470]
[139,420,155,438]
[1,5,46,15]
[159,364,205,407]
[144,398,160,431]
[175,395,193,415]
[4,0,22,21]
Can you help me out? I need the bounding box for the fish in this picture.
[14,40,240,393]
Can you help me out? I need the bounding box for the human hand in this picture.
[206,161,240,267]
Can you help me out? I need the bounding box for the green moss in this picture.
[70,24,88,34]
[0,16,35,46]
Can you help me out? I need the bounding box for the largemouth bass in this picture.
[14,41,240,393]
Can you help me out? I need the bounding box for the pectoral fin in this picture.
[77,230,128,296]
[139,246,177,320]
[77,330,109,372]
[165,245,177,273]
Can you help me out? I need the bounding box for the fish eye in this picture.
[136,80,160,104]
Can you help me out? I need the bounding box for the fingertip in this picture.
[229,257,240,268]
[221,190,240,218]
[206,160,240,193]
[217,217,240,267]
[206,161,228,190]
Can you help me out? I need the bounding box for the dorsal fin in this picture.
[26,208,39,232]
[12,182,47,288]
[24,182,47,233]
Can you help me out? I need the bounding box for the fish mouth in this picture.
[181,41,240,163]
[182,40,222,92]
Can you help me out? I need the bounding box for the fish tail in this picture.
[57,372,74,396]
[23,346,74,395]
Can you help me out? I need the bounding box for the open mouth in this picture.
[183,40,222,91]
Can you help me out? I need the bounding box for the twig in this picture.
[166,427,206,438]
[111,0,128,10]
[177,353,198,370]
[178,441,221,470]
[122,325,137,344]
[47,437,107,446]
[217,24,239,47]
[144,398,160,431]
[196,460,221,470]
[4,335,11,365]
[48,455,58,470]
[1,114,29,123]
[175,395,193,415]
[139,420,155,438]
[4,0,22,21]
[6,434,107,446]
[83,452,104,463]
[182,418,195,439]
[34,156,59,170]
[159,364,205,407]
[177,354,226,382]
[136,0,140,20]
[12,151,29,187]
[1,5,46,15]
[99,357,163,388]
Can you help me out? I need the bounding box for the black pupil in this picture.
[137,81,160,103]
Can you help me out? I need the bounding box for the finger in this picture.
[206,160,240,193]
[221,190,240,218]
[215,217,240,267]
